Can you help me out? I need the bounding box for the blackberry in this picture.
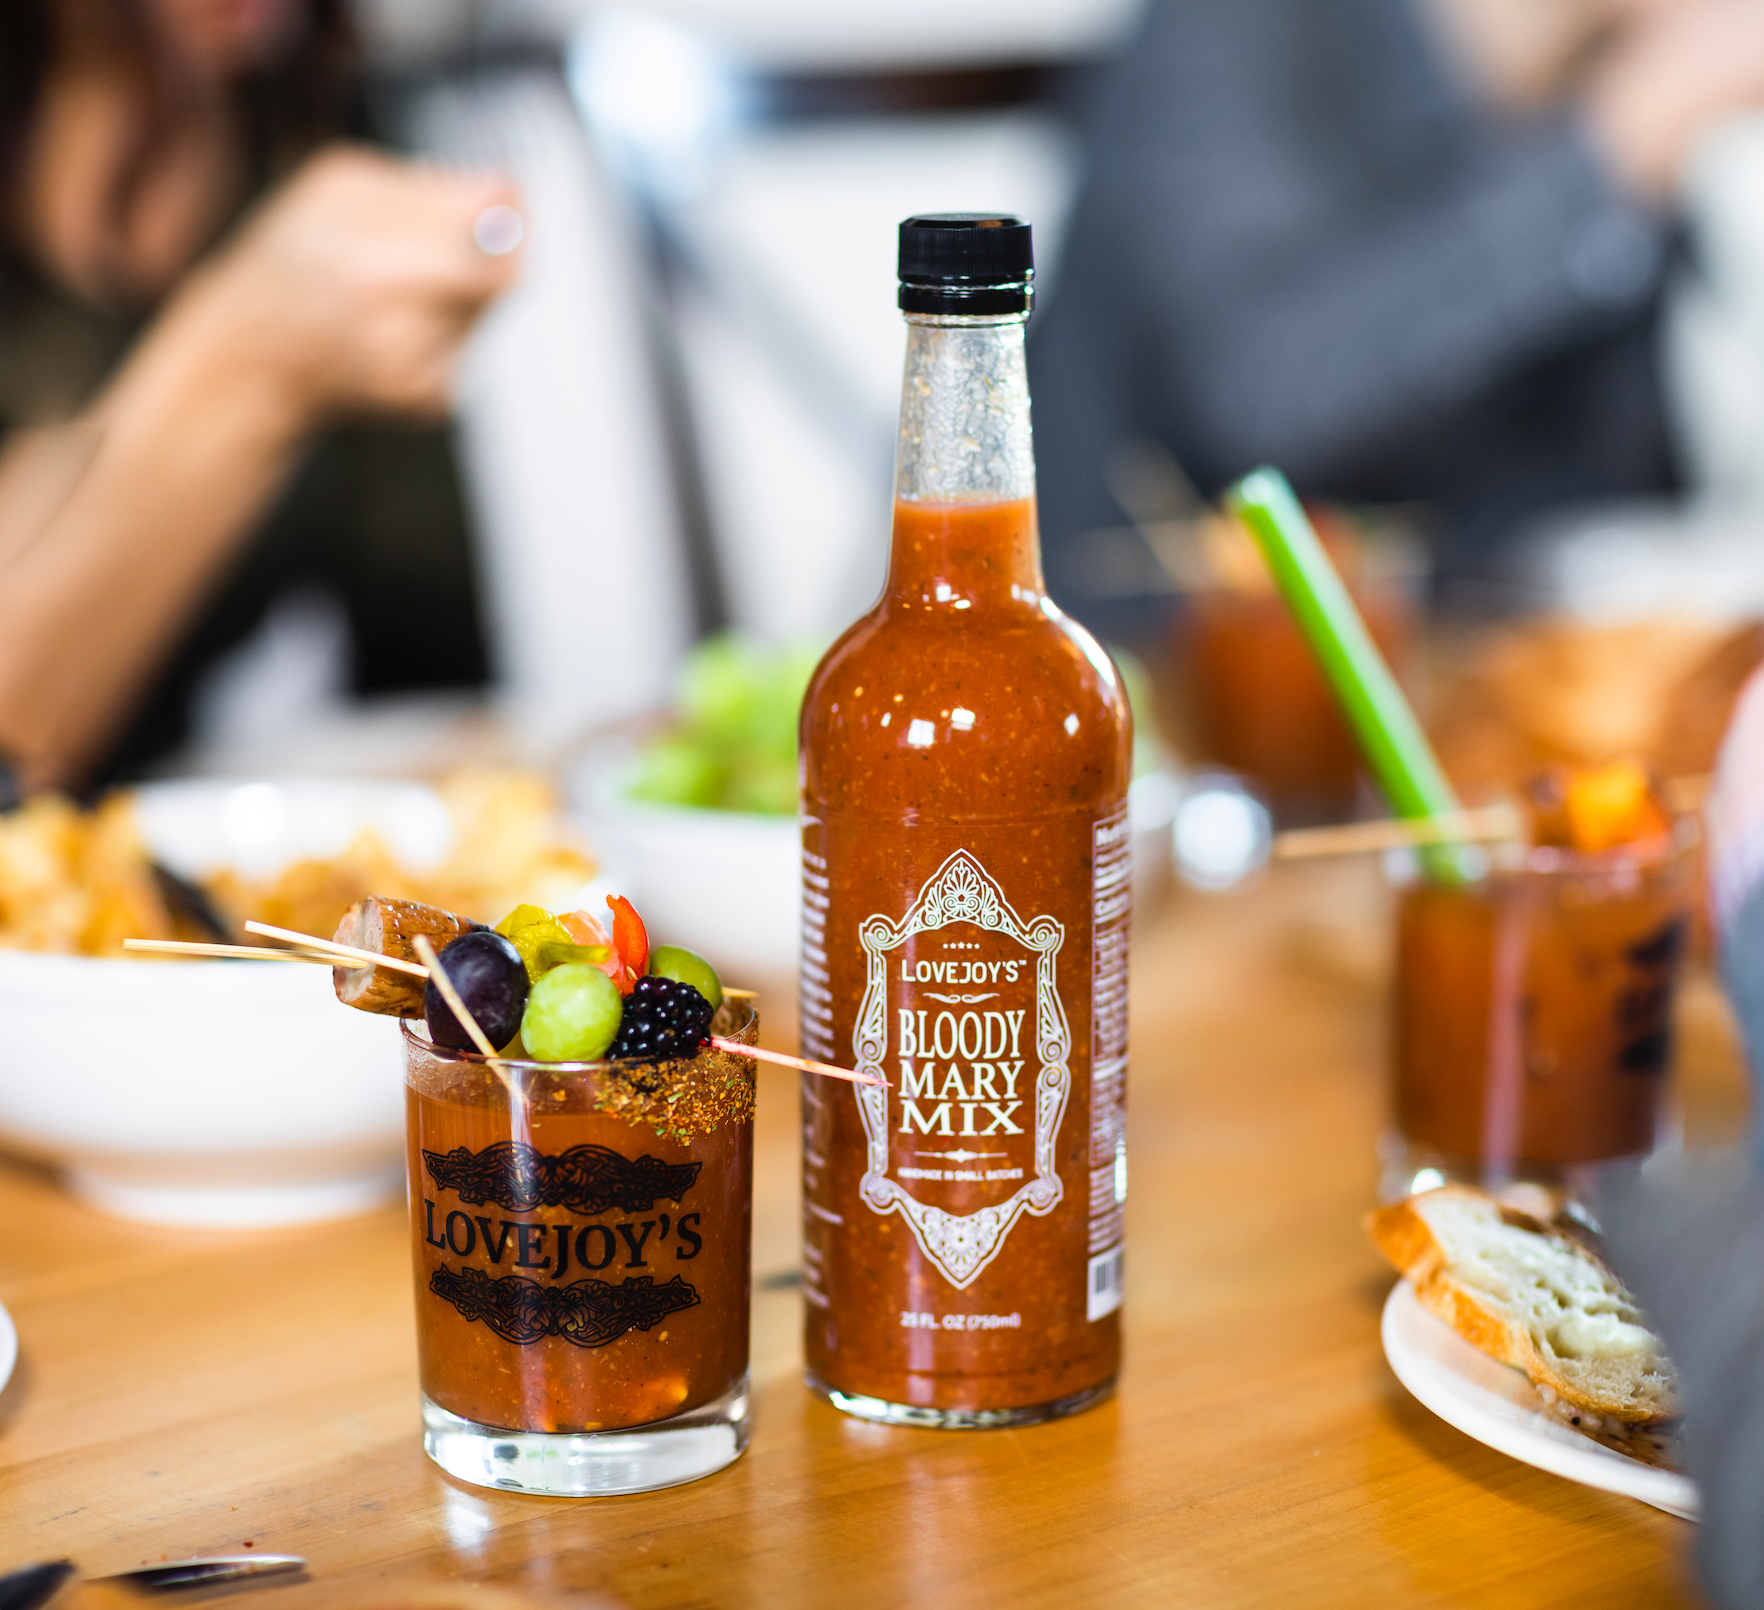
[607,975,714,1063]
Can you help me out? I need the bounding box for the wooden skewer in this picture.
[708,1036,886,1087]
[244,920,429,979]
[211,917,884,1088]
[123,938,338,964]
[1274,772,1715,863]
[1273,805,1524,861]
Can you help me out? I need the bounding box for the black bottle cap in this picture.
[898,213,1033,316]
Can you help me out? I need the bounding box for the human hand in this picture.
[1585,0,1764,195]
[180,145,522,423]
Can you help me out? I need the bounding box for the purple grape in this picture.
[425,930,529,1051]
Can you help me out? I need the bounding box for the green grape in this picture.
[495,904,578,982]
[1106,641,1163,779]
[648,944,723,1010]
[627,736,723,808]
[627,634,821,814]
[522,964,623,1062]
[678,634,769,749]
[722,751,798,815]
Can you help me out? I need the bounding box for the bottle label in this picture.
[1088,809,1131,1315]
[850,848,1069,1288]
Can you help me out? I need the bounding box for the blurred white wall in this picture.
[622,0,1143,68]
[357,0,1143,71]
[1667,116,1764,509]
[353,0,1126,709]
[665,111,1080,642]
[406,72,697,745]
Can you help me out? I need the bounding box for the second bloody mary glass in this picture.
[403,1000,756,1496]
[1180,569,1416,825]
[1382,824,1695,1201]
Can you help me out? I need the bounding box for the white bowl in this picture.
[569,748,799,983]
[0,778,448,1228]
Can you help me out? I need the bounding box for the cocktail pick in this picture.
[159,919,887,1088]
[704,1038,886,1088]
[1226,467,1468,879]
[408,933,880,1083]
[1274,805,1525,860]
[124,938,341,963]
[244,920,430,977]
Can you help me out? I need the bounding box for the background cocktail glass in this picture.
[402,1000,756,1496]
[1174,507,1424,826]
[1382,826,1696,1202]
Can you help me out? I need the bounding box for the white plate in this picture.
[1381,1280,1700,1521]
[0,1299,15,1398]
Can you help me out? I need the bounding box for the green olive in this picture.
[648,944,723,1010]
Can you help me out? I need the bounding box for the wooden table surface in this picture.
[0,861,1745,1610]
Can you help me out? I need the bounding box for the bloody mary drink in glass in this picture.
[798,215,1133,1426]
[1180,509,1420,825]
[404,999,757,1494]
[1385,818,1694,1200]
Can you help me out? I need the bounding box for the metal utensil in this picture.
[149,863,236,945]
[94,1556,306,1591]
[0,1561,73,1610]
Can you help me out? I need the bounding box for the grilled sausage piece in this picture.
[332,897,483,1017]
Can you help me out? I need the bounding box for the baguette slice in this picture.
[1369,1185,1678,1425]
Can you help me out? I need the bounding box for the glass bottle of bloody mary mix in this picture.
[798,214,1132,1426]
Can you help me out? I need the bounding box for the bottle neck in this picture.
[887,313,1043,606]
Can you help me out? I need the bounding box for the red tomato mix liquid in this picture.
[799,490,1132,1425]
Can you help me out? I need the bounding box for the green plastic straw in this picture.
[1226,467,1466,877]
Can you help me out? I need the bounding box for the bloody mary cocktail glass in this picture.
[1383,824,1695,1201]
[1177,506,1423,827]
[402,1000,756,1496]
[1180,576,1416,825]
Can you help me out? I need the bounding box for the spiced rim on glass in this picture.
[799,214,1132,1428]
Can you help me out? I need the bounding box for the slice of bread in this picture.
[1369,1185,1678,1425]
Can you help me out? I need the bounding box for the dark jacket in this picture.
[1030,0,1678,620]
[1600,880,1764,1609]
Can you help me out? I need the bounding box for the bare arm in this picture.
[0,147,520,786]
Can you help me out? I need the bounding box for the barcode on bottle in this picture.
[1087,1244,1124,1321]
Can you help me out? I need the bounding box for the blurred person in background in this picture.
[0,0,519,794]
[1032,0,1764,616]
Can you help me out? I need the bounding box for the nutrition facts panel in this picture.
[1089,807,1130,1304]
